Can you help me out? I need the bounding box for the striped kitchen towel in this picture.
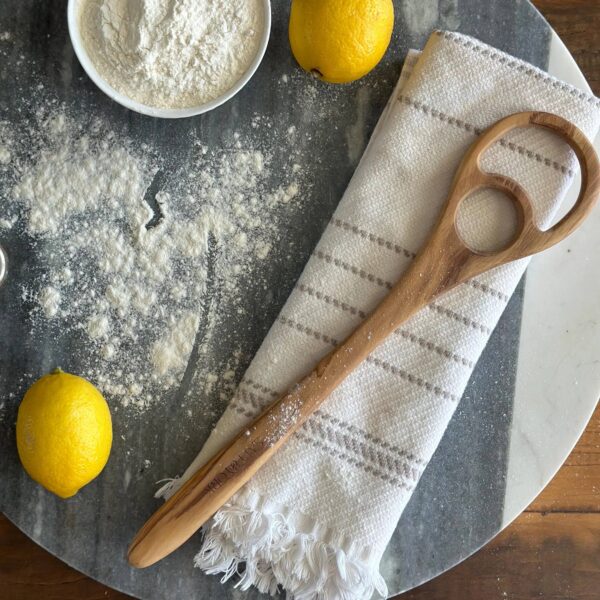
[159,31,600,599]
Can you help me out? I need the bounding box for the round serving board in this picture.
[1,1,598,598]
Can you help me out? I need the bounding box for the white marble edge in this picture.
[503,30,600,524]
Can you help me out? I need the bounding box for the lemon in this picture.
[16,370,112,498]
[289,0,394,84]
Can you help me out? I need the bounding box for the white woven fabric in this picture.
[161,31,600,599]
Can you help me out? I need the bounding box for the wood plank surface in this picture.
[0,514,131,600]
[399,405,600,600]
[532,0,600,92]
[2,1,600,599]
[403,513,600,600]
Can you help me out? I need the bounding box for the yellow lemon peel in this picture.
[16,370,112,498]
[289,0,394,84]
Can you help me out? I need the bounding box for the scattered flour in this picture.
[79,0,265,109]
[87,314,111,340]
[152,312,200,376]
[0,216,16,230]
[39,286,61,319]
[3,100,308,413]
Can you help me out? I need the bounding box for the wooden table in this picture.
[2,1,599,598]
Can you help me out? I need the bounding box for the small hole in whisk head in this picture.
[455,188,521,254]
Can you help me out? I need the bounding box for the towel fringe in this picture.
[193,498,388,600]
[154,477,180,498]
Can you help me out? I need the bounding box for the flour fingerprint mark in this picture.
[143,169,166,230]
[176,233,221,397]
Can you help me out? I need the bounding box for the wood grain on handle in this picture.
[128,112,600,569]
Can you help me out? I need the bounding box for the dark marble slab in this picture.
[0,0,551,598]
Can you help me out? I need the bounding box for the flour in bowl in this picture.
[79,0,265,109]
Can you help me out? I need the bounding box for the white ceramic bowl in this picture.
[67,0,271,118]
